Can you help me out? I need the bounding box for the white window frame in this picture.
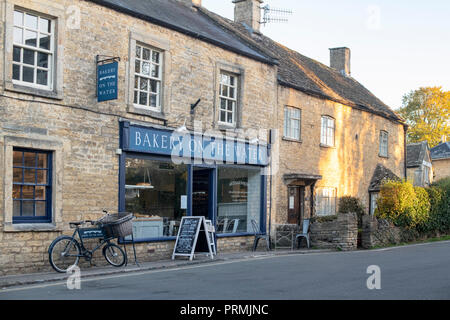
[321,116,335,147]
[133,44,163,112]
[218,72,238,126]
[316,187,337,216]
[370,192,379,216]
[379,130,389,157]
[284,106,301,140]
[12,9,55,90]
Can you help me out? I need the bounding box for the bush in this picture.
[424,177,450,233]
[375,180,430,229]
[338,196,365,228]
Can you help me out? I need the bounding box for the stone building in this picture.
[0,0,278,275]
[0,0,407,275]
[430,141,450,181]
[203,0,407,234]
[406,141,433,187]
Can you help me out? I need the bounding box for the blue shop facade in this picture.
[118,121,268,243]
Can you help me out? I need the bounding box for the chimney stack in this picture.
[177,0,202,7]
[330,47,351,77]
[233,0,263,33]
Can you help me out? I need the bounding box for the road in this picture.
[1,241,449,300]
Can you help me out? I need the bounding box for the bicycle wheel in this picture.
[102,243,127,267]
[48,236,81,273]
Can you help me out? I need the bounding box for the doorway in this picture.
[192,168,214,220]
[288,186,305,225]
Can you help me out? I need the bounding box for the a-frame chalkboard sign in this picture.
[172,216,214,261]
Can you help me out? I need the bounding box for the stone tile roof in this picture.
[368,164,401,192]
[199,8,405,124]
[406,141,429,167]
[86,0,276,64]
[430,142,450,160]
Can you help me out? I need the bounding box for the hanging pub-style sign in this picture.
[96,55,120,102]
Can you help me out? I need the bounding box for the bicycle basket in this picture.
[97,212,133,238]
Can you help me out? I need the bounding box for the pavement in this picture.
[0,247,330,289]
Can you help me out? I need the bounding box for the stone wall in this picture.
[432,159,450,182]
[310,213,358,251]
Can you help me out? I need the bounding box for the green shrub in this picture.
[375,180,430,229]
[338,196,365,228]
[425,177,450,233]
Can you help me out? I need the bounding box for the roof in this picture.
[406,141,429,167]
[430,142,450,160]
[369,164,401,192]
[199,8,404,124]
[86,0,276,65]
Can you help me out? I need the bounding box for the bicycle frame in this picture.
[63,226,114,259]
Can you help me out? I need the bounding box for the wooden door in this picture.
[288,187,305,225]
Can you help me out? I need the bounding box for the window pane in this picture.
[140,78,148,91]
[133,91,138,104]
[230,76,235,86]
[152,51,160,63]
[13,185,21,199]
[35,186,46,200]
[220,98,226,110]
[150,80,158,93]
[12,64,20,80]
[221,84,228,97]
[139,91,147,105]
[13,27,23,44]
[37,170,47,184]
[151,64,159,78]
[13,168,23,183]
[217,167,261,234]
[142,48,150,60]
[24,152,36,167]
[229,87,235,98]
[37,69,48,85]
[227,100,233,111]
[135,45,141,58]
[23,49,35,65]
[24,169,36,183]
[13,46,21,62]
[22,66,34,83]
[13,201,21,217]
[24,30,37,47]
[142,62,150,76]
[227,112,233,124]
[22,186,34,199]
[135,60,140,74]
[125,158,188,238]
[150,94,157,107]
[37,153,48,168]
[39,34,50,50]
[14,10,23,26]
[22,201,34,216]
[35,201,46,216]
[13,151,23,166]
[25,13,38,29]
[39,17,50,33]
[220,111,226,122]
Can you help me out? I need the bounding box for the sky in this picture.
[202,0,450,110]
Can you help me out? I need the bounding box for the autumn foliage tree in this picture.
[398,87,450,147]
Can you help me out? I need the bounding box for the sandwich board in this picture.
[172,216,214,261]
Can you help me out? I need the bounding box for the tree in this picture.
[398,87,450,147]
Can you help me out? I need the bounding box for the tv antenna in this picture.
[261,4,292,25]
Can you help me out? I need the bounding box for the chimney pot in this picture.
[330,47,351,77]
[233,0,263,33]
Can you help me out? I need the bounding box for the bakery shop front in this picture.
[118,121,268,245]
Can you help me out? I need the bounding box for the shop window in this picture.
[320,116,335,147]
[217,166,261,234]
[12,148,52,223]
[316,187,336,216]
[12,9,54,89]
[125,158,188,239]
[218,72,238,126]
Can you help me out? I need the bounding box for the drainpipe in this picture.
[403,124,408,180]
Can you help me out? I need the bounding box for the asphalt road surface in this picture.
[1,241,449,300]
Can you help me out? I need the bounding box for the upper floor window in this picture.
[219,72,238,125]
[379,131,388,157]
[12,9,54,89]
[284,107,301,140]
[316,187,337,216]
[13,148,52,223]
[133,44,162,111]
[321,116,335,147]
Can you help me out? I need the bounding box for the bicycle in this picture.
[48,211,132,273]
